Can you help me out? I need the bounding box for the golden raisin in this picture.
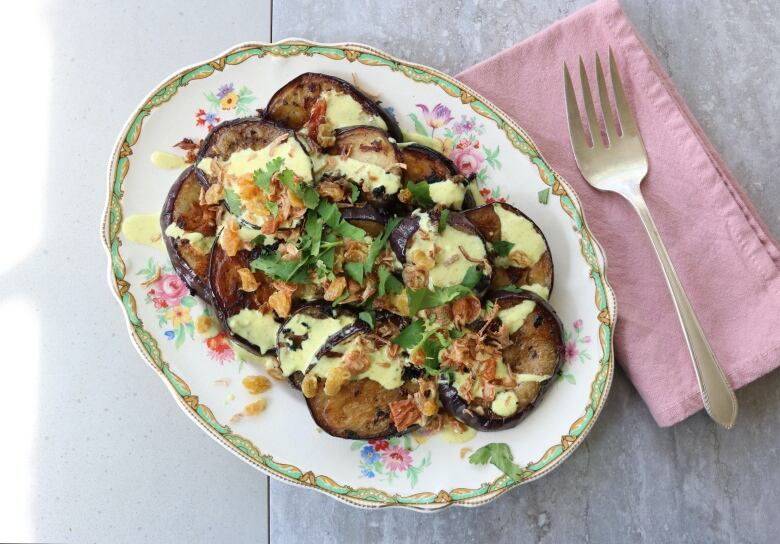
[323,366,351,396]
[244,399,267,416]
[242,375,271,395]
[301,372,318,398]
[422,400,439,417]
[324,276,347,301]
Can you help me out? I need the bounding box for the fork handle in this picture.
[624,189,738,428]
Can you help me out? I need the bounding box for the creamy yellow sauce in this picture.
[409,212,486,288]
[198,139,313,227]
[494,205,546,267]
[429,179,466,209]
[322,90,387,130]
[315,154,401,196]
[498,300,536,334]
[227,309,280,354]
[312,337,406,390]
[122,213,165,250]
[163,223,215,255]
[401,131,444,152]
[150,151,189,169]
[519,283,550,300]
[279,313,355,376]
[198,140,312,182]
[439,422,477,444]
[467,180,485,206]
[491,390,519,417]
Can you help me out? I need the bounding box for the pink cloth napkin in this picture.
[457,0,780,426]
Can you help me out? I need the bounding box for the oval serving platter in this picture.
[101,40,616,510]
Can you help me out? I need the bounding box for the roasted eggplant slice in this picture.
[390,210,490,293]
[160,166,219,303]
[339,204,386,237]
[194,117,314,230]
[400,144,470,211]
[301,315,420,439]
[439,290,564,431]
[465,203,554,296]
[401,144,458,183]
[265,72,402,140]
[207,234,281,355]
[318,126,403,208]
[277,303,357,388]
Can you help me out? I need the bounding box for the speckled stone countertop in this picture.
[4,1,776,543]
[269,2,779,543]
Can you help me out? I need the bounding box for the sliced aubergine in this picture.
[160,166,219,303]
[277,303,357,389]
[194,117,314,230]
[207,234,281,356]
[464,203,554,297]
[401,144,458,183]
[389,209,490,293]
[265,72,402,141]
[319,126,403,208]
[400,144,469,211]
[301,315,421,439]
[439,290,564,431]
[338,203,386,237]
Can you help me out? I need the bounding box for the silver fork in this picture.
[564,49,738,429]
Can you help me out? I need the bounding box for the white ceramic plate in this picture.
[101,40,616,510]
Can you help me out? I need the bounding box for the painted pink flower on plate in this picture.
[416,103,453,130]
[154,273,189,307]
[450,144,485,176]
[565,341,579,361]
[381,445,412,472]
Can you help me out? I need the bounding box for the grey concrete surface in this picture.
[0,1,271,543]
[270,1,780,543]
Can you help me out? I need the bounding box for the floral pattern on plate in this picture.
[408,103,506,203]
[352,436,431,488]
[137,258,235,362]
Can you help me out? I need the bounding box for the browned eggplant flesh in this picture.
[438,290,564,431]
[465,202,554,296]
[160,166,219,303]
[300,316,423,439]
[265,72,402,141]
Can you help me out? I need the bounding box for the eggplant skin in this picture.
[207,234,279,356]
[194,117,301,187]
[464,202,554,295]
[327,126,403,208]
[304,314,416,439]
[339,204,386,237]
[401,144,459,183]
[160,166,218,304]
[277,303,358,391]
[438,290,565,431]
[264,72,402,140]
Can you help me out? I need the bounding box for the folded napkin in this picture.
[457,0,780,426]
